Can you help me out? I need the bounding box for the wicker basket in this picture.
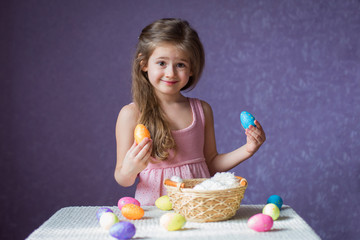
[164,176,247,222]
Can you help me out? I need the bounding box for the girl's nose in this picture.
[165,66,175,78]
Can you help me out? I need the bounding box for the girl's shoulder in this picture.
[117,103,140,126]
[198,99,213,117]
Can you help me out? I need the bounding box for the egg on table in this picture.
[99,212,119,230]
[267,195,283,210]
[247,213,273,232]
[109,222,136,240]
[121,204,144,220]
[160,212,186,231]
[262,203,280,220]
[155,195,173,211]
[96,207,113,221]
[118,197,141,210]
[240,111,256,129]
[134,124,151,144]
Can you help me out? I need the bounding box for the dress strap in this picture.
[190,98,205,128]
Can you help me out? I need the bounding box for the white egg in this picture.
[99,212,119,230]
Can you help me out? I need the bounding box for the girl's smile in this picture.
[160,79,179,85]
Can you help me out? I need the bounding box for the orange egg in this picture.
[134,124,151,144]
[121,204,144,220]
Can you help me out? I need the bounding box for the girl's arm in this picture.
[202,101,266,176]
[114,104,153,187]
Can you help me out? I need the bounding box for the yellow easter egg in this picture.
[155,195,173,211]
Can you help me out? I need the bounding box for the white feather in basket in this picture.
[193,172,240,190]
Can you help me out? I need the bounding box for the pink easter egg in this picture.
[247,213,273,232]
[118,197,140,210]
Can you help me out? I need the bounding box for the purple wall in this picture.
[1,0,359,239]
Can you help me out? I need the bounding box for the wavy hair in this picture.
[131,18,205,160]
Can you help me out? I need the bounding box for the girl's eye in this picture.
[177,63,186,68]
[158,61,166,67]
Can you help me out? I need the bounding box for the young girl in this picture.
[114,18,266,205]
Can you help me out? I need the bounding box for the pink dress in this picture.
[134,98,211,205]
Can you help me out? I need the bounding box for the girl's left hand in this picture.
[245,120,266,154]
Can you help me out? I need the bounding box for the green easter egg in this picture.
[262,203,280,220]
[160,213,186,231]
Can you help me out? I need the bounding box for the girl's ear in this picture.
[140,58,148,71]
[141,64,148,72]
[138,53,148,72]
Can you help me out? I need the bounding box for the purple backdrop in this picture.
[1,0,359,239]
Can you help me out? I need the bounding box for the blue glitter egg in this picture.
[267,195,283,210]
[240,111,256,129]
[110,222,136,240]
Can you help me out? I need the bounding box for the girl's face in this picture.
[142,43,192,97]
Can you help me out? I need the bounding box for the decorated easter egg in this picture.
[99,212,119,230]
[155,195,173,211]
[121,204,144,220]
[96,207,113,221]
[109,222,136,240]
[134,124,151,144]
[160,212,186,231]
[247,213,273,232]
[118,197,141,210]
[263,203,280,220]
[240,111,256,129]
[267,195,283,210]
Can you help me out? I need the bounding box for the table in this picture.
[26,205,320,240]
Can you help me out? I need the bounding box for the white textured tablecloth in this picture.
[27,205,320,240]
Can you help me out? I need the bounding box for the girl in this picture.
[114,18,266,205]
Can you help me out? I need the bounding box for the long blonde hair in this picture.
[132,18,205,160]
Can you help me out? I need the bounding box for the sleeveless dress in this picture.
[134,98,211,205]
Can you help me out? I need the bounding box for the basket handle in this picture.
[164,179,185,188]
[236,176,248,187]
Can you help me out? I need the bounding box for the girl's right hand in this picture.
[121,137,153,176]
